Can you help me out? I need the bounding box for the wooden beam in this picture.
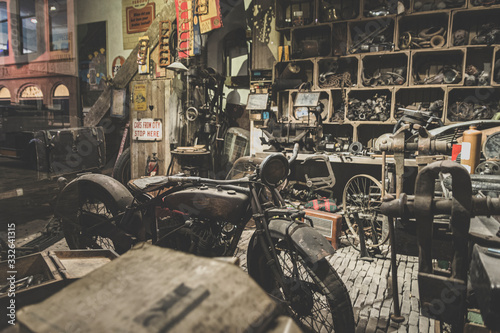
[84,0,177,127]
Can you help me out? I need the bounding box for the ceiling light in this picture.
[50,6,57,11]
[167,61,188,72]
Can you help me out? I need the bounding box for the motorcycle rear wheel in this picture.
[248,233,355,332]
[58,179,134,254]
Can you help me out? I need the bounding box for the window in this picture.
[19,85,43,108]
[0,86,11,105]
[20,0,37,54]
[49,0,68,51]
[52,83,69,126]
[0,2,7,56]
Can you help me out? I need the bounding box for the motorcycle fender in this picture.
[268,219,336,264]
[55,173,134,218]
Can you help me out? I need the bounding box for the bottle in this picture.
[461,126,482,174]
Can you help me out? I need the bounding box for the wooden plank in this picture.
[84,0,177,127]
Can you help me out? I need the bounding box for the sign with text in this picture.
[133,83,147,111]
[126,3,156,34]
[132,118,163,141]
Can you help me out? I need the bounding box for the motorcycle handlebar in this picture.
[167,176,251,186]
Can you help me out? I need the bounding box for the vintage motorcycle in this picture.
[55,145,355,332]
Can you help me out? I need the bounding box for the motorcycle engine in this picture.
[157,209,238,257]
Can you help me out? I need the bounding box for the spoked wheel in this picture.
[342,174,389,249]
[248,229,355,332]
[57,177,137,254]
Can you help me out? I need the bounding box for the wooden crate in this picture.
[17,244,284,333]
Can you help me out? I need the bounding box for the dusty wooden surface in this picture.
[18,244,278,333]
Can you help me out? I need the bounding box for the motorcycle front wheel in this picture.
[248,231,355,332]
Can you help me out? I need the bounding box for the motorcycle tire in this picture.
[57,175,136,254]
[247,225,355,333]
[113,147,131,186]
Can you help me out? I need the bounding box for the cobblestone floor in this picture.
[234,229,434,333]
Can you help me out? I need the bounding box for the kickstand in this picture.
[352,212,373,262]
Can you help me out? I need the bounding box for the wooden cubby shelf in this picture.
[270,0,500,145]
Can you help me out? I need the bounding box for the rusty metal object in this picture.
[381,160,500,327]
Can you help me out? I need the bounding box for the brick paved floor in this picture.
[234,229,434,333]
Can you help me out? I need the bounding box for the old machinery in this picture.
[260,92,326,152]
[381,160,500,331]
[246,93,270,121]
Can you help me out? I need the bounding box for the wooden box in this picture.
[304,209,342,249]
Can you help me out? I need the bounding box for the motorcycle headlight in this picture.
[260,154,289,187]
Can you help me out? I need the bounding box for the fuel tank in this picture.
[163,186,250,222]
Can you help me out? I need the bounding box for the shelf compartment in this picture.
[317,56,359,88]
[318,0,360,23]
[332,22,349,56]
[348,17,395,54]
[465,47,494,86]
[275,0,317,29]
[363,0,409,18]
[397,12,449,50]
[346,88,393,122]
[412,0,466,13]
[274,60,314,87]
[395,87,445,120]
[330,89,347,121]
[288,90,332,124]
[410,49,465,85]
[361,52,408,87]
[292,25,332,59]
[446,87,500,123]
[452,8,500,46]
[469,0,500,9]
[493,47,500,85]
[356,124,395,148]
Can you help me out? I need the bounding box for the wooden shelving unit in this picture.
[269,0,500,146]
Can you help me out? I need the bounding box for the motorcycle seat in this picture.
[128,176,172,192]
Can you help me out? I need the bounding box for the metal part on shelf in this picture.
[348,141,364,155]
[347,94,391,122]
[413,0,465,11]
[483,131,500,160]
[362,69,406,87]
[453,29,469,46]
[448,101,498,122]
[476,161,500,175]
[399,26,447,50]
[464,64,491,86]
[319,72,352,88]
[349,20,393,54]
[471,23,500,46]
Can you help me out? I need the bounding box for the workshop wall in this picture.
[76,0,132,76]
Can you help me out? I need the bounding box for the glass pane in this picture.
[0,2,8,56]
[49,0,68,51]
[20,0,37,54]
